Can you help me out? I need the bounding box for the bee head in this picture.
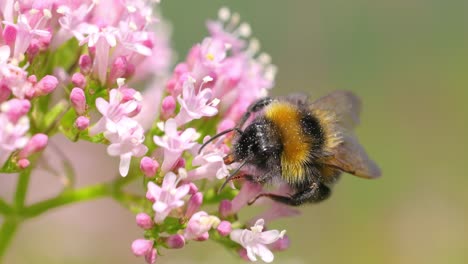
[233,120,282,167]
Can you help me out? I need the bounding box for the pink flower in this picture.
[146,172,190,223]
[136,213,154,230]
[34,75,58,96]
[174,76,219,126]
[131,239,153,256]
[0,114,29,167]
[90,88,138,135]
[217,220,232,237]
[74,116,90,131]
[18,133,48,159]
[166,234,185,249]
[230,219,286,263]
[188,136,230,181]
[153,118,198,173]
[70,88,86,115]
[184,211,220,241]
[105,118,148,176]
[140,157,159,178]
[185,192,203,219]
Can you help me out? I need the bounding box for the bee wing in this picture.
[310,90,361,129]
[323,134,381,179]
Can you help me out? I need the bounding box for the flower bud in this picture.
[166,234,185,249]
[3,25,17,45]
[140,157,159,177]
[71,72,86,89]
[79,54,92,75]
[34,75,58,96]
[19,133,48,158]
[0,99,31,123]
[161,96,176,118]
[136,213,154,230]
[144,248,157,264]
[70,88,86,115]
[131,239,153,257]
[18,158,30,169]
[109,56,128,84]
[216,221,232,237]
[185,192,203,219]
[74,116,90,131]
[219,199,232,218]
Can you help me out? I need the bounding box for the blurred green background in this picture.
[4,0,468,263]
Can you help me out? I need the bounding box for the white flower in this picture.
[90,89,138,135]
[0,114,29,167]
[105,118,148,176]
[146,172,190,223]
[153,118,199,173]
[230,219,286,263]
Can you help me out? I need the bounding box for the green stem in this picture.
[0,218,18,263]
[21,183,112,219]
[14,168,32,210]
[0,199,12,215]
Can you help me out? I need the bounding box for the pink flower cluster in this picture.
[131,7,294,264]
[165,7,277,128]
[0,44,53,168]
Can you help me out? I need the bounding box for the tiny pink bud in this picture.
[19,133,48,158]
[3,25,17,45]
[161,96,176,118]
[219,199,232,218]
[131,239,154,257]
[1,99,31,123]
[144,248,158,264]
[136,213,154,230]
[70,88,86,115]
[140,157,159,177]
[270,235,290,251]
[27,75,37,85]
[166,234,185,249]
[216,221,232,237]
[35,75,58,96]
[119,87,137,102]
[18,158,30,169]
[79,54,92,75]
[0,85,11,103]
[74,116,90,131]
[187,182,199,195]
[109,56,128,84]
[71,72,86,88]
[185,192,203,219]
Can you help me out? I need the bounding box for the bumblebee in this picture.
[201,91,381,206]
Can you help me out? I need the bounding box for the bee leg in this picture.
[238,97,273,128]
[248,183,331,206]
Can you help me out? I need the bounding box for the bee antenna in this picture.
[198,127,243,154]
[218,159,248,194]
